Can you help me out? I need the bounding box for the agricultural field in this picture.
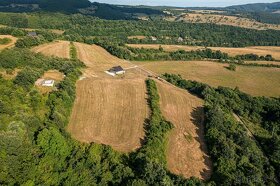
[127,35,147,39]
[32,40,70,59]
[134,61,280,97]
[67,42,148,152]
[156,80,212,180]
[0,35,17,50]
[127,44,280,60]
[165,13,280,30]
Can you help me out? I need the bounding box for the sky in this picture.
[91,0,278,7]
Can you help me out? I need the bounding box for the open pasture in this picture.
[0,35,17,50]
[32,40,70,59]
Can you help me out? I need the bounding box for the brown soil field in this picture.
[0,35,17,50]
[127,35,147,39]
[32,40,70,59]
[68,42,148,152]
[165,13,280,30]
[127,44,280,60]
[157,80,212,180]
[134,61,280,97]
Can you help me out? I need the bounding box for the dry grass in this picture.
[127,35,147,39]
[134,61,280,97]
[74,42,133,78]
[0,35,17,50]
[68,42,148,152]
[127,44,280,60]
[68,78,148,152]
[42,70,64,81]
[157,80,212,180]
[166,13,280,30]
[32,40,70,59]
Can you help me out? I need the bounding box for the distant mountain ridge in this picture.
[226,2,280,12]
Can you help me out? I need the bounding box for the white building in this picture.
[106,66,125,76]
[42,80,55,87]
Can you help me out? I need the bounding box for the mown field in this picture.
[134,61,280,97]
[32,40,70,59]
[156,80,212,180]
[127,44,280,60]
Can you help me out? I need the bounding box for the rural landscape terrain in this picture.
[0,0,280,185]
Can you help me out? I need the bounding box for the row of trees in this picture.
[1,12,280,47]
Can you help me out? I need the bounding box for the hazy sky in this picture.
[91,0,278,7]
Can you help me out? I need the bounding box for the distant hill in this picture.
[0,0,164,20]
[226,2,280,12]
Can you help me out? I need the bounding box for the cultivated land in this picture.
[32,40,70,59]
[134,61,280,97]
[0,35,17,50]
[68,42,148,152]
[127,44,280,60]
[157,80,212,180]
[42,70,64,81]
[165,13,280,30]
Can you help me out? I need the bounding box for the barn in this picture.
[42,80,55,87]
[107,66,125,76]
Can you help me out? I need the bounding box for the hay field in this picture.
[157,81,212,180]
[68,78,148,152]
[32,40,70,59]
[127,44,280,60]
[68,42,148,152]
[74,42,133,78]
[0,35,17,50]
[42,70,64,81]
[166,13,280,30]
[134,61,280,97]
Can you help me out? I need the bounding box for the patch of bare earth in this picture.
[156,80,212,180]
[32,40,70,59]
[0,35,17,50]
[68,42,148,153]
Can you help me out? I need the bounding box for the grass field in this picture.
[157,80,212,180]
[165,13,280,30]
[67,42,148,152]
[42,70,64,81]
[127,44,280,60]
[32,40,70,59]
[0,35,17,50]
[134,61,280,97]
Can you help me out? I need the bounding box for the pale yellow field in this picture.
[68,42,148,153]
[42,70,64,81]
[0,35,17,50]
[166,13,280,30]
[127,35,147,39]
[127,44,280,60]
[134,61,280,97]
[32,40,70,59]
[157,80,212,180]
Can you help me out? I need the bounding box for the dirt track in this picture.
[156,81,212,180]
[32,40,70,59]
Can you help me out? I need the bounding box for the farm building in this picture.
[151,36,157,41]
[106,66,125,76]
[28,32,37,37]
[42,80,55,87]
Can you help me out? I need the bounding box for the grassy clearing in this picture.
[32,40,70,59]
[0,35,17,50]
[156,80,212,180]
[134,61,280,97]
